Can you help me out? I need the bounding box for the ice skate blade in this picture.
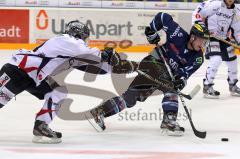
[161,128,184,137]
[84,113,105,132]
[203,94,219,99]
[32,136,62,144]
[230,93,240,97]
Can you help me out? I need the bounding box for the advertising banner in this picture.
[0,9,29,43]
[31,8,154,47]
[0,1,205,9]
[31,8,191,49]
[16,0,58,7]
[0,0,15,6]
[101,1,144,9]
[58,0,101,8]
[15,0,37,6]
[144,2,189,10]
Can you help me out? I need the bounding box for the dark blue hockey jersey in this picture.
[150,12,204,79]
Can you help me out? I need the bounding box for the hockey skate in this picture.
[85,108,106,132]
[229,83,240,96]
[32,120,62,144]
[203,83,220,99]
[160,112,184,136]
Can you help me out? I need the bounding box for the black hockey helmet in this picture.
[65,20,90,41]
[190,21,209,39]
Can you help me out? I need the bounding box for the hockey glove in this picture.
[173,75,187,91]
[145,26,160,44]
[113,60,139,74]
[101,47,121,66]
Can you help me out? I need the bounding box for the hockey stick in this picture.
[136,70,200,100]
[211,35,240,49]
[154,45,206,139]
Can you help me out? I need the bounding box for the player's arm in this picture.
[74,42,124,66]
[73,42,136,74]
[192,2,206,24]
[174,54,204,90]
[192,1,220,24]
[231,8,240,44]
[145,12,187,44]
[145,12,174,44]
[101,47,138,74]
[74,45,138,74]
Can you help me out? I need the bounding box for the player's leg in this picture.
[160,92,184,136]
[90,55,162,130]
[0,64,35,108]
[90,74,158,130]
[27,77,67,144]
[0,67,14,108]
[203,55,222,98]
[226,59,240,96]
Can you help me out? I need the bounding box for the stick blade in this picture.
[194,130,207,139]
[180,84,201,100]
[189,84,201,99]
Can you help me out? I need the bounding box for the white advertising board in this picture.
[101,1,144,9]
[144,2,195,10]
[58,0,102,8]
[0,0,15,6]
[30,8,153,45]
[0,0,201,10]
[16,0,58,7]
[30,8,192,47]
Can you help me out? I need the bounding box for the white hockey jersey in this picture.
[192,0,240,42]
[9,34,110,86]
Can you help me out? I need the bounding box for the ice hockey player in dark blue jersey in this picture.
[89,12,209,136]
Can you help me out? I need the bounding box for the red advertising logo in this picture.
[0,10,29,43]
[36,10,48,30]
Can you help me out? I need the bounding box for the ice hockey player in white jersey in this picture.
[0,20,138,144]
[192,0,240,98]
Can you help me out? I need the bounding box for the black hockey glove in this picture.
[145,26,160,44]
[173,75,187,91]
[101,47,121,66]
[113,60,139,74]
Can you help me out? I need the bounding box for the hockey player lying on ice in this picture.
[89,12,210,136]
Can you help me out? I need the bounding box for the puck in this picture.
[221,138,229,142]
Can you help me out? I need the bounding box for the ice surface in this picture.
[0,50,239,159]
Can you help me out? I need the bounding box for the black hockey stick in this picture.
[154,45,206,139]
[179,93,206,138]
[136,70,200,100]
